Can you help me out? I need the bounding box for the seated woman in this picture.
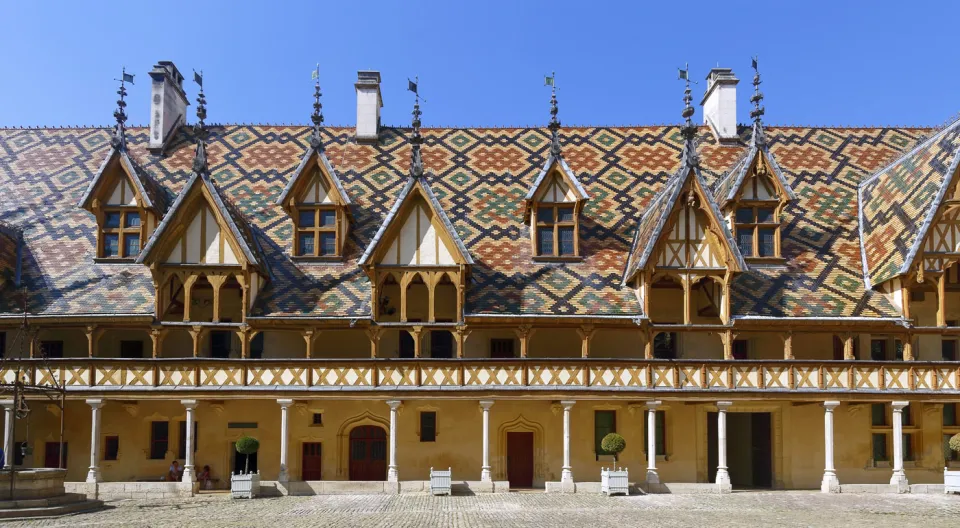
[198,465,214,490]
[168,460,182,482]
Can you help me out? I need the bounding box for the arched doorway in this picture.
[349,425,387,481]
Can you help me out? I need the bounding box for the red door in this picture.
[44,442,67,469]
[507,432,534,488]
[302,442,322,481]
[349,426,387,481]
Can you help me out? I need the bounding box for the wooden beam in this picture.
[842,333,855,360]
[182,275,199,322]
[454,326,470,358]
[644,328,654,359]
[902,333,915,361]
[207,274,228,323]
[149,326,166,358]
[938,272,947,327]
[682,274,692,325]
[303,328,319,359]
[577,324,595,358]
[366,326,383,359]
[782,331,794,360]
[237,325,251,359]
[85,325,99,358]
[189,325,203,358]
[411,325,423,358]
[515,325,536,358]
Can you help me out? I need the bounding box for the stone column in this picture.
[561,400,576,485]
[1,400,13,470]
[181,400,197,482]
[277,399,293,482]
[479,400,494,482]
[86,399,103,483]
[821,401,841,493]
[386,400,402,482]
[715,401,732,492]
[646,401,661,485]
[890,401,909,490]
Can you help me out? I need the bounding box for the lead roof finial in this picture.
[110,67,133,151]
[678,64,700,168]
[192,70,208,175]
[408,76,424,178]
[750,56,766,146]
[309,64,325,152]
[546,71,561,157]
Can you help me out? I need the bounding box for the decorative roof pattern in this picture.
[859,118,960,288]
[77,147,170,214]
[0,122,926,318]
[713,126,798,208]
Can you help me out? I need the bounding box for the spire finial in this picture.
[192,70,208,174]
[110,67,133,150]
[309,64,324,151]
[678,64,700,167]
[750,56,766,146]
[407,76,423,178]
[546,72,561,157]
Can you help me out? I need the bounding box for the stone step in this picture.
[0,498,104,520]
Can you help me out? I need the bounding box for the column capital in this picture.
[181,399,198,410]
[0,399,14,409]
[891,400,910,411]
[645,400,662,410]
[386,400,403,410]
[716,401,733,410]
[86,398,104,409]
[823,401,841,410]
[560,400,576,410]
[277,398,294,408]
[479,400,495,411]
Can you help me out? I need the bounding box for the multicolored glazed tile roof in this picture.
[0,122,931,319]
[859,118,960,288]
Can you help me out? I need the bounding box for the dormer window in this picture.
[535,203,576,257]
[296,202,338,257]
[102,208,143,258]
[734,205,778,258]
[278,151,352,260]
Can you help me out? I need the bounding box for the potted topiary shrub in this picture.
[946,433,960,494]
[600,433,629,496]
[231,436,261,499]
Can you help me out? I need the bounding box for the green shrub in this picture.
[236,436,260,474]
[950,433,960,455]
[601,433,626,464]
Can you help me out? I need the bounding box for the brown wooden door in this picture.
[349,426,387,481]
[44,442,67,469]
[302,442,322,481]
[507,432,534,488]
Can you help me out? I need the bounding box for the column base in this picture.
[480,467,491,483]
[560,467,573,484]
[387,467,398,483]
[646,469,660,485]
[182,466,196,483]
[85,468,101,484]
[820,471,840,493]
[889,471,909,493]
[715,468,732,493]
[278,467,289,483]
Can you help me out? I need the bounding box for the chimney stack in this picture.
[701,68,739,143]
[148,61,188,153]
[355,71,382,143]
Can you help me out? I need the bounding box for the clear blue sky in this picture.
[1,0,957,128]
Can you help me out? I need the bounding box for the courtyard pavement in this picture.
[7,491,960,527]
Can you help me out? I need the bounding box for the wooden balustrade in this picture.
[2,359,959,394]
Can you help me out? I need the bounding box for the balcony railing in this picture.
[2,359,958,394]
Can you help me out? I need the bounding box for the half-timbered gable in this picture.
[524,154,589,259]
[277,146,352,258]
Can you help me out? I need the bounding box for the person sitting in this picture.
[168,460,182,482]
[198,464,213,490]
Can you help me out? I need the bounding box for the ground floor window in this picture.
[104,436,119,461]
[419,411,437,442]
[150,421,168,460]
[594,410,616,458]
[178,421,198,459]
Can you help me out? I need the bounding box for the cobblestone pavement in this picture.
[9,491,960,527]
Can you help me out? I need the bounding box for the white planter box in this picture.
[430,467,452,496]
[601,467,629,496]
[231,472,260,499]
[945,468,960,494]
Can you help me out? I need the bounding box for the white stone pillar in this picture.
[1,400,13,470]
[715,401,732,492]
[561,400,575,485]
[890,401,909,490]
[181,400,197,482]
[86,399,103,483]
[479,400,494,482]
[646,401,661,485]
[277,399,293,482]
[821,401,841,493]
[386,400,402,482]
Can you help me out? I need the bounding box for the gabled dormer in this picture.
[79,75,167,260]
[276,74,352,259]
[358,94,472,324]
[623,70,745,325]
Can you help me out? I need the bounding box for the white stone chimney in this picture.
[355,71,382,144]
[701,68,739,143]
[148,61,189,153]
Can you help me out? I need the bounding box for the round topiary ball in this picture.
[950,432,960,455]
[601,432,626,455]
[236,436,260,455]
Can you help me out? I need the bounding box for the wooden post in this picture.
[577,324,596,358]
[427,272,437,323]
[720,330,735,360]
[236,325,251,359]
[411,325,423,358]
[902,333,915,361]
[366,326,383,359]
[182,275,199,322]
[842,333,855,360]
[938,272,947,328]
[782,331,794,360]
[682,274,692,326]
[149,327,167,358]
[400,273,412,323]
[902,281,912,322]
[85,325,99,358]
[303,329,316,359]
[515,325,536,358]
[189,325,203,358]
[207,275,228,323]
[454,327,470,358]
[644,328,654,359]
